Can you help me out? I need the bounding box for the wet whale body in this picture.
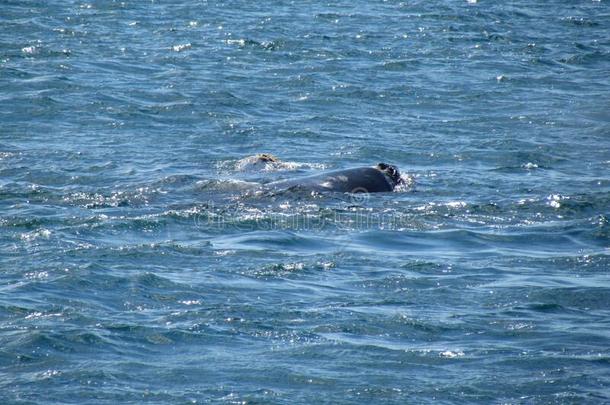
[268,163,404,193]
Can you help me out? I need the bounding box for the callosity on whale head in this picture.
[375,163,405,189]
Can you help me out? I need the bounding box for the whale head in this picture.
[376,163,404,189]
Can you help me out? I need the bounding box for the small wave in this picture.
[20,228,52,242]
[251,262,306,278]
[21,45,38,55]
[561,16,599,27]
[522,162,539,170]
[63,187,163,208]
[439,350,465,359]
[225,38,284,51]
[0,152,17,161]
[249,260,334,279]
[153,174,201,187]
[558,50,607,66]
[380,60,412,71]
[194,178,259,192]
[170,43,191,52]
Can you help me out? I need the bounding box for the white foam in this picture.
[20,229,51,242]
[522,162,539,170]
[22,46,37,54]
[393,174,415,192]
[232,155,326,172]
[171,43,191,52]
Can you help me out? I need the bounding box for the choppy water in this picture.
[1,1,609,403]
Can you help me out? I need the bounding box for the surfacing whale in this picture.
[267,163,404,193]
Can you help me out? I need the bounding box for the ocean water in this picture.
[1,0,609,403]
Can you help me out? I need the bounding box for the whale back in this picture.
[269,166,395,193]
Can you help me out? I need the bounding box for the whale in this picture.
[267,163,404,193]
[235,153,281,171]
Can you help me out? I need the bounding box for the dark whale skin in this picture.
[267,167,396,193]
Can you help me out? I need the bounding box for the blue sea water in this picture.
[1,0,609,403]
